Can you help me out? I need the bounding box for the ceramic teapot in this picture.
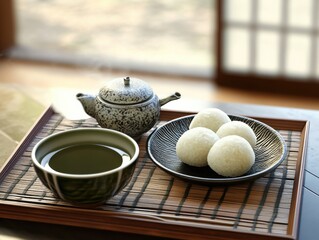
[76,76,181,138]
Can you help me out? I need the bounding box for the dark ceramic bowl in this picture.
[32,128,139,206]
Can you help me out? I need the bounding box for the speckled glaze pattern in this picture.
[99,77,153,104]
[95,95,160,138]
[77,77,181,138]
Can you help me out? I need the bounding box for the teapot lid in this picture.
[99,77,153,104]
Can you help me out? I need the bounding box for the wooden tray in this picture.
[0,108,308,240]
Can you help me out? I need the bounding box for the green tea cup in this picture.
[31,128,139,206]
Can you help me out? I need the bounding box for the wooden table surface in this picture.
[0,100,318,240]
[3,60,319,239]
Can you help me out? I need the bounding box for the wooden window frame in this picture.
[0,0,15,52]
[215,0,319,97]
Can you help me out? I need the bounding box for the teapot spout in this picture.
[76,93,96,118]
[159,92,181,107]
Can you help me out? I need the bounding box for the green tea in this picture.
[41,144,130,174]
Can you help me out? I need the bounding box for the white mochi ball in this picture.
[189,108,231,132]
[207,135,255,177]
[216,121,257,148]
[176,127,219,167]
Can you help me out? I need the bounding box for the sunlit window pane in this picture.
[224,28,250,71]
[257,0,282,25]
[288,0,313,29]
[285,34,311,77]
[224,0,252,23]
[256,30,280,74]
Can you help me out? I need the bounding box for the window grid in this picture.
[222,0,319,79]
[216,0,319,96]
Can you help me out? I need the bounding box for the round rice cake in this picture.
[207,135,255,177]
[216,121,257,148]
[189,108,231,132]
[176,127,219,167]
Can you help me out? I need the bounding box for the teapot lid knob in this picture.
[124,77,130,86]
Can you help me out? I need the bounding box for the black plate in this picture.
[147,115,287,184]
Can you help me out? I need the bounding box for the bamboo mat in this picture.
[0,111,303,238]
